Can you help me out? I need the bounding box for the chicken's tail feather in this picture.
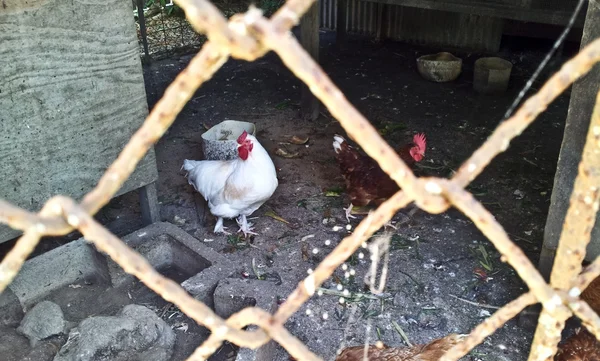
[182,159,202,173]
[333,134,346,154]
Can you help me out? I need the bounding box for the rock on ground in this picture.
[0,288,24,328]
[54,304,176,361]
[17,300,66,346]
[0,326,30,361]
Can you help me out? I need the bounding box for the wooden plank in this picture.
[336,0,348,45]
[0,0,158,243]
[358,0,586,27]
[300,0,320,121]
[375,3,385,42]
[388,7,504,52]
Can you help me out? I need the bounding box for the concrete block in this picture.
[213,278,278,319]
[213,278,282,361]
[8,240,110,308]
[103,222,234,309]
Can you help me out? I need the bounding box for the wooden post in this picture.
[538,0,600,280]
[139,182,161,226]
[336,0,347,45]
[136,0,150,59]
[300,0,320,121]
[518,1,600,330]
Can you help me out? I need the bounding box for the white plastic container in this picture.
[201,120,257,161]
[473,57,513,94]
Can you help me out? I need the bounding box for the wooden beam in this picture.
[300,1,320,121]
[358,0,586,27]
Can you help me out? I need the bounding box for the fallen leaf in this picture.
[265,210,289,224]
[275,100,291,109]
[275,148,300,158]
[301,242,309,261]
[289,135,309,145]
[351,205,371,215]
[473,267,488,280]
[324,186,344,197]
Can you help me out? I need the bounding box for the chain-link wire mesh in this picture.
[1,0,600,360]
[133,0,283,59]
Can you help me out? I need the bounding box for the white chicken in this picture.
[182,130,278,237]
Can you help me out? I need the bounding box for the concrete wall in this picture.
[0,0,158,243]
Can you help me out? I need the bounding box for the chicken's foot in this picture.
[343,203,357,223]
[213,217,231,235]
[236,214,258,237]
[383,221,397,230]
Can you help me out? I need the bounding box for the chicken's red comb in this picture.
[237,130,248,144]
[413,133,426,150]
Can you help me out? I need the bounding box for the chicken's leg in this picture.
[343,203,357,223]
[213,217,231,235]
[236,214,258,237]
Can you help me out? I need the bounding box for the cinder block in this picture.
[8,239,110,308]
[213,278,278,319]
[103,222,234,309]
[213,278,281,361]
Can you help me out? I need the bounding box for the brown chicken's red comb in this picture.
[413,133,426,150]
[237,130,248,144]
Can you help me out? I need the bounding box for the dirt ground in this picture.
[2,30,582,360]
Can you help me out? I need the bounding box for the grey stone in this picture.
[8,240,110,307]
[0,288,25,327]
[22,335,67,361]
[54,304,175,361]
[18,301,66,346]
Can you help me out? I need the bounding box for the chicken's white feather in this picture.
[333,135,345,153]
[182,133,278,232]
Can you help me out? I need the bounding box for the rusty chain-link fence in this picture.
[1,0,600,359]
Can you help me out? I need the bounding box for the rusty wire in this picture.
[0,0,600,359]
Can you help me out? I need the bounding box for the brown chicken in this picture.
[556,328,600,361]
[580,275,600,316]
[332,133,427,223]
[554,273,600,360]
[335,334,465,361]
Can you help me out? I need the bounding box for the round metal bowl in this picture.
[201,120,256,161]
[416,52,462,83]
